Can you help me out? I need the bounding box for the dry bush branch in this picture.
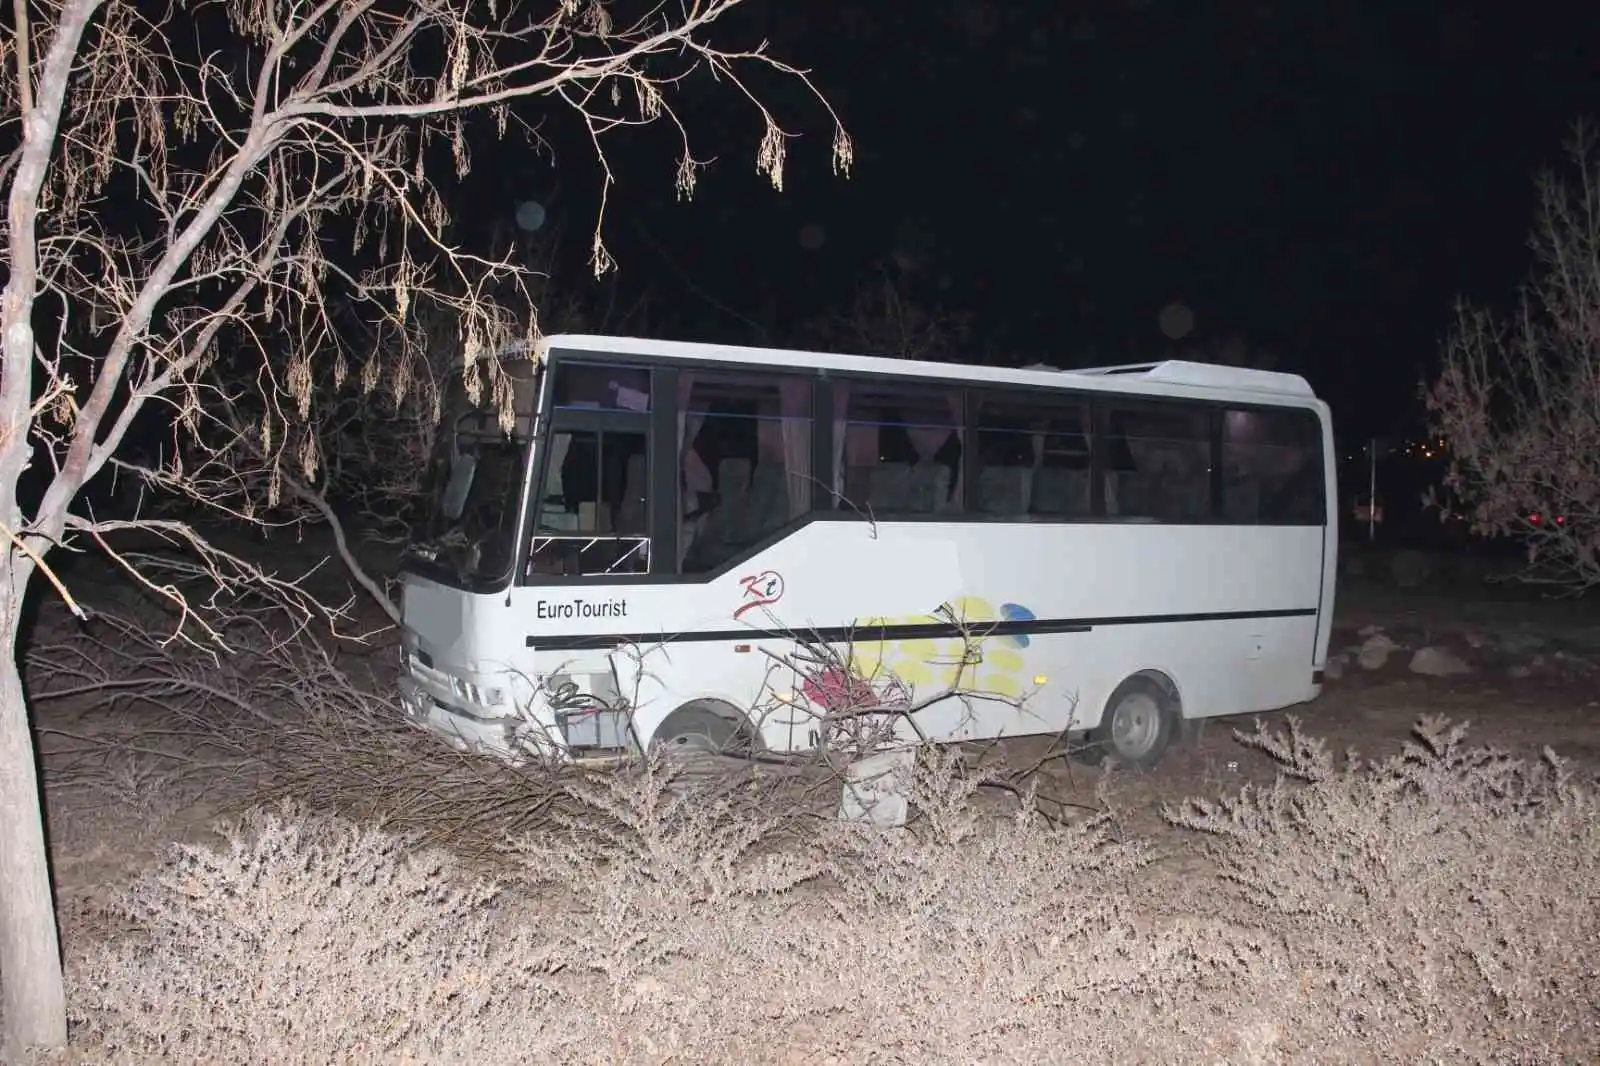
[22,604,588,858]
[804,265,971,361]
[27,582,1095,867]
[58,753,1277,1064]
[1163,714,1600,1061]
[35,699,1600,1064]
[1425,121,1600,593]
[64,515,368,649]
[66,802,576,1065]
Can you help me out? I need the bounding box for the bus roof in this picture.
[539,333,1318,402]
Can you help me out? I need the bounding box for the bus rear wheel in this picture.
[1086,675,1177,769]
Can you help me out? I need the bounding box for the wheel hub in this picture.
[1111,692,1161,757]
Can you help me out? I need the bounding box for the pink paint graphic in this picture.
[800,666,893,714]
[733,570,785,621]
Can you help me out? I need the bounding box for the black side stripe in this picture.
[525,607,1317,652]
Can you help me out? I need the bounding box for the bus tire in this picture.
[1085,674,1177,769]
[650,701,757,761]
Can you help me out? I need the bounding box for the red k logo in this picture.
[734,571,785,621]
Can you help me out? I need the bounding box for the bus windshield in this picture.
[406,358,540,587]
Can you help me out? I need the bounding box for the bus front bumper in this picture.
[398,673,631,764]
[398,673,525,762]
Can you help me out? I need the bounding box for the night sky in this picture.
[472,2,1600,444]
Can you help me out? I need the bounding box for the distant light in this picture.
[514,200,547,232]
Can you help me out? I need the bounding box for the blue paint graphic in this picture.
[1001,602,1035,647]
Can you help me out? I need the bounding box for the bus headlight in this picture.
[451,677,508,709]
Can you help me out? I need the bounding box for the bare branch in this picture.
[2,0,849,624]
[1425,122,1600,593]
[805,266,970,361]
[0,519,83,618]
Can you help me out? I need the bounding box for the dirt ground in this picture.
[1008,573,1600,838]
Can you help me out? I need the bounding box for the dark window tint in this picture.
[973,393,1092,518]
[679,370,813,573]
[551,362,651,413]
[1103,403,1213,522]
[830,380,964,515]
[1222,407,1324,524]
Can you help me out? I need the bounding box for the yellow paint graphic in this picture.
[847,596,1031,699]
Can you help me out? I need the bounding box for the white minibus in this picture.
[398,334,1337,769]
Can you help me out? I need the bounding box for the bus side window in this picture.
[1222,408,1325,525]
[678,370,813,574]
[1103,403,1212,523]
[831,380,964,516]
[525,425,650,576]
[972,392,1092,519]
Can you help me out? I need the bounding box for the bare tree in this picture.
[0,0,850,1052]
[168,230,655,629]
[1424,123,1600,593]
[805,266,970,360]
[307,231,652,556]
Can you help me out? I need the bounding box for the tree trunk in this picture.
[0,550,66,1056]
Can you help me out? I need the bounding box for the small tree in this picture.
[1425,123,1600,593]
[804,266,970,360]
[0,0,850,1053]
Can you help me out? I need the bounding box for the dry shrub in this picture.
[1166,714,1600,1062]
[753,754,1289,1063]
[25,605,587,855]
[62,750,1290,1064]
[42,619,1600,1065]
[64,803,573,1065]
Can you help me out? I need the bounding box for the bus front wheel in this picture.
[1086,675,1177,769]
[649,702,757,763]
